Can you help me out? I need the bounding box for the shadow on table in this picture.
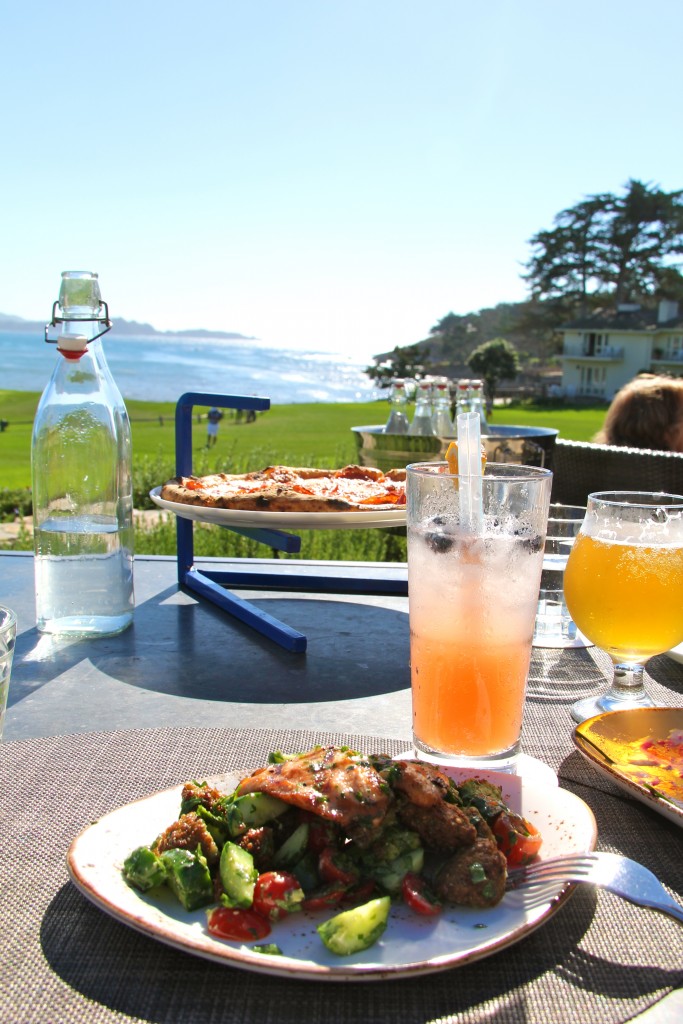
[527,645,683,708]
[40,882,679,1024]
[10,586,411,706]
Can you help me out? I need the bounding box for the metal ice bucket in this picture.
[351,424,558,473]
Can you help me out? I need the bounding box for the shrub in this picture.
[0,488,33,521]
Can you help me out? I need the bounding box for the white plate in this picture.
[67,766,597,981]
[149,487,407,530]
[665,642,683,664]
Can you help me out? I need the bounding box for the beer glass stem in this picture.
[571,661,655,722]
[610,662,649,702]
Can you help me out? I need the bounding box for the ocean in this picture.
[0,330,382,405]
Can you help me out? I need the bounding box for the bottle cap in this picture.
[57,333,89,360]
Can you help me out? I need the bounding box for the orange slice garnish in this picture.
[444,440,486,475]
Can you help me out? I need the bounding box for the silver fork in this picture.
[506,851,683,924]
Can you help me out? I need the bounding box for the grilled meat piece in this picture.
[434,837,507,908]
[464,805,496,841]
[180,781,225,815]
[237,746,392,833]
[397,799,476,851]
[387,760,462,808]
[383,759,475,851]
[154,811,219,865]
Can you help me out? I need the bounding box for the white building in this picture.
[559,300,683,400]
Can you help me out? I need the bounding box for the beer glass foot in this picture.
[570,688,656,724]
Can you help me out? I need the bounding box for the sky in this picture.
[2,0,682,362]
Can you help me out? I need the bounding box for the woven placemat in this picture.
[1,727,681,1024]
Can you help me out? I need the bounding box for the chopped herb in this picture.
[469,862,487,884]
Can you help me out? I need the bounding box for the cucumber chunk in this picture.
[317,896,391,956]
[160,847,214,911]
[372,848,424,894]
[122,846,167,891]
[226,793,289,836]
[219,842,258,908]
[274,822,309,869]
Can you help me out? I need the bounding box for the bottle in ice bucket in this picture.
[469,379,489,432]
[409,381,436,436]
[383,379,410,434]
[31,271,134,636]
[431,381,454,436]
[455,378,471,418]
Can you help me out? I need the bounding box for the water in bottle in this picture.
[410,381,436,436]
[31,271,134,637]
[431,382,454,436]
[455,379,471,419]
[469,379,489,432]
[383,380,410,434]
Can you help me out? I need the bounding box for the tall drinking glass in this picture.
[0,606,17,741]
[563,491,683,723]
[407,462,552,773]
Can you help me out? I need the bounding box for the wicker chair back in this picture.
[551,438,683,507]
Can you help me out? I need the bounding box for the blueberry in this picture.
[518,534,543,553]
[426,531,454,554]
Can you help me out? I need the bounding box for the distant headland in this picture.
[0,312,255,341]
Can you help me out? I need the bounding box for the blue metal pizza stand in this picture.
[172,393,408,652]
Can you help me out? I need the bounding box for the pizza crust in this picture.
[160,465,406,513]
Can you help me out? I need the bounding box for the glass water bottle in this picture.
[31,271,134,636]
[431,382,454,436]
[384,380,410,434]
[455,379,471,418]
[469,379,489,432]
[410,381,436,436]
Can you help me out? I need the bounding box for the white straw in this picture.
[456,411,484,533]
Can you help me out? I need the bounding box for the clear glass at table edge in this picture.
[532,503,593,649]
[0,606,17,742]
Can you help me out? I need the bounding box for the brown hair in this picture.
[595,374,683,450]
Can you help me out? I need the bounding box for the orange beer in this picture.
[564,533,683,662]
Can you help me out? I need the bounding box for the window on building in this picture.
[667,335,683,358]
[579,364,606,394]
[583,332,608,356]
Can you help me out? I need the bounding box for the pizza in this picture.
[159,464,406,513]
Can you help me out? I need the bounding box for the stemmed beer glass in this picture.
[563,491,683,723]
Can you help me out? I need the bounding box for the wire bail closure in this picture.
[45,299,112,344]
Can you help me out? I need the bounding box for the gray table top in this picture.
[1,552,682,1023]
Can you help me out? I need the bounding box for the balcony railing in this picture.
[560,346,624,360]
[652,352,683,363]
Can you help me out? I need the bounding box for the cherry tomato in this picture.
[252,871,305,921]
[207,906,271,941]
[401,872,442,916]
[302,882,348,911]
[318,847,360,886]
[493,811,543,866]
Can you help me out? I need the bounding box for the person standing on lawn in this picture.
[206,407,223,447]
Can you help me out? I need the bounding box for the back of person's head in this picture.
[595,374,683,451]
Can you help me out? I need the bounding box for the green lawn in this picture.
[1,389,609,558]
[1,389,607,491]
